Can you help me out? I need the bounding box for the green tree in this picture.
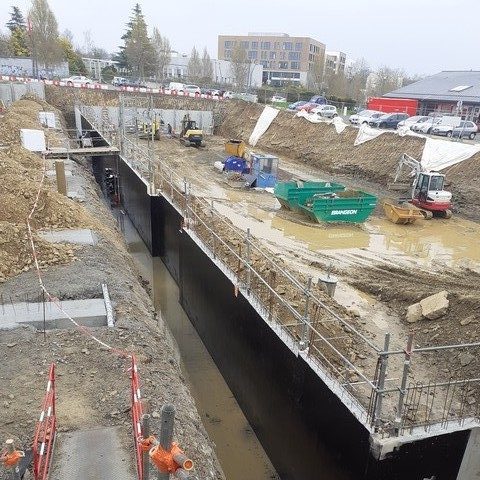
[29,0,62,69]
[152,27,171,80]
[59,36,86,75]
[187,46,202,82]
[101,65,117,82]
[6,6,26,32]
[201,47,213,84]
[0,32,12,56]
[115,4,155,78]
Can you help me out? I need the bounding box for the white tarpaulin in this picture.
[39,111,56,128]
[249,106,279,146]
[295,111,348,133]
[421,137,480,171]
[354,124,386,146]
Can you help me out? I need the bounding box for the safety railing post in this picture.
[394,334,413,435]
[245,228,251,293]
[142,414,151,480]
[210,200,216,258]
[373,333,390,430]
[299,277,312,351]
[158,404,175,480]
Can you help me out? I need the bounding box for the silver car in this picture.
[452,121,478,139]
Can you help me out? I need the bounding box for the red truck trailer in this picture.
[367,97,418,116]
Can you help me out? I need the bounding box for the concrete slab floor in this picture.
[50,427,135,480]
[38,228,96,245]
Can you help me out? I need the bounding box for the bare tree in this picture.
[345,58,370,103]
[325,71,348,98]
[367,66,404,97]
[230,43,249,91]
[201,47,213,84]
[187,46,202,82]
[152,27,171,81]
[308,52,325,92]
[29,0,63,70]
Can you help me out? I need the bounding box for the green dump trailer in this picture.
[298,190,377,223]
[274,181,346,210]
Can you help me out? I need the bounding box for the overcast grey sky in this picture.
[1,0,478,75]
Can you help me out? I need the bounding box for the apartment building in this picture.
[218,33,325,87]
[325,51,346,76]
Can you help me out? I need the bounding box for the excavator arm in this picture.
[394,153,423,182]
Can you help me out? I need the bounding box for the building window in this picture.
[260,60,268,68]
[251,41,258,49]
[224,41,234,49]
[274,42,280,50]
[241,41,249,49]
[279,61,288,69]
[308,53,314,61]
[295,42,302,51]
[260,41,271,50]
[261,51,267,60]
[269,61,276,69]
[290,61,300,70]
[283,42,293,50]
[288,52,300,60]
[269,51,276,60]
[248,50,257,60]
[225,50,232,59]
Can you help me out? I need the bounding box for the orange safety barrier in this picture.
[130,355,144,479]
[33,364,56,480]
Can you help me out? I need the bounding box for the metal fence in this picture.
[80,102,480,439]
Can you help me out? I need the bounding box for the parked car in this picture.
[183,84,201,94]
[369,113,409,129]
[287,100,308,111]
[311,105,338,118]
[271,94,287,103]
[168,82,185,92]
[411,117,441,133]
[112,76,128,87]
[432,121,478,139]
[299,102,322,113]
[397,115,430,129]
[309,95,327,105]
[61,75,93,86]
[222,91,234,99]
[349,110,383,125]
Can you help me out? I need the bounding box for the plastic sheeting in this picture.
[249,106,279,146]
[353,124,386,146]
[421,137,480,171]
[295,110,348,133]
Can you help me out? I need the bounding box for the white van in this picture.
[184,84,201,94]
[168,82,185,92]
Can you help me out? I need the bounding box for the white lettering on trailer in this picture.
[331,209,358,215]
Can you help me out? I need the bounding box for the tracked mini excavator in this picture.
[394,153,453,219]
[179,114,205,147]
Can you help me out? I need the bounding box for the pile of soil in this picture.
[220,103,480,221]
[0,100,103,282]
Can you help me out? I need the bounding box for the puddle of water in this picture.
[213,201,480,270]
[122,218,279,480]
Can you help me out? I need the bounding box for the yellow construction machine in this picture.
[138,116,163,140]
[179,114,205,147]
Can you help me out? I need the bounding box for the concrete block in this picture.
[406,302,422,323]
[419,290,449,320]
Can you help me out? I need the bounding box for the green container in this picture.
[298,190,377,223]
[274,181,346,211]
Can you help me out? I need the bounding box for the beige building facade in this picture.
[218,33,325,87]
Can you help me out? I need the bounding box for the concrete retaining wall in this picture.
[0,81,45,106]
[100,154,472,480]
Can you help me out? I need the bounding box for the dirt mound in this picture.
[220,104,480,220]
[0,222,75,281]
[0,99,104,282]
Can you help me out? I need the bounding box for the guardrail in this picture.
[33,364,56,480]
[83,103,480,439]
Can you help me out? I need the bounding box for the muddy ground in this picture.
[139,126,480,428]
[0,99,224,479]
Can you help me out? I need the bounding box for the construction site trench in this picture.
[2,86,480,479]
